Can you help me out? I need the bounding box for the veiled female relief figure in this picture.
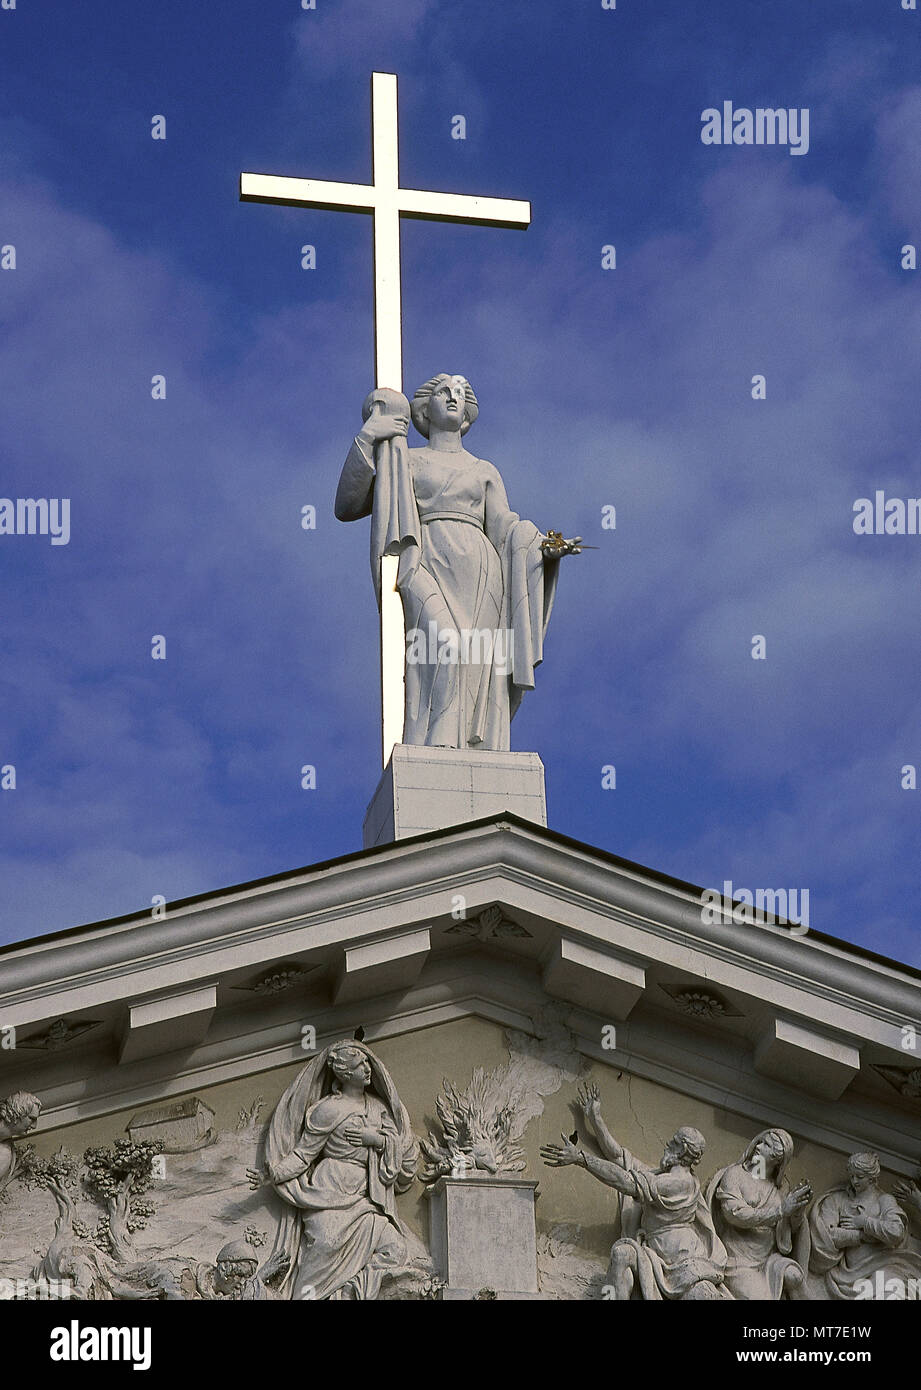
[706,1129,811,1300]
[335,374,581,751]
[248,1040,418,1300]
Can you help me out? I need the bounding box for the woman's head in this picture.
[327,1042,372,1090]
[745,1128,793,1184]
[847,1151,880,1191]
[411,374,478,438]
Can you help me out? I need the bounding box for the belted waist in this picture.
[419,511,483,528]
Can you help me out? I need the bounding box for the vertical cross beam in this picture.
[370,74,405,766]
[371,73,403,393]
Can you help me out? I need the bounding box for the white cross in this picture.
[241,72,531,765]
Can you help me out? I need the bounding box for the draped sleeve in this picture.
[268,1101,336,1186]
[334,436,376,522]
[269,1100,364,1212]
[715,1166,784,1229]
[334,393,422,609]
[482,460,560,709]
[808,1189,851,1273]
[864,1195,907,1248]
[376,1108,402,1186]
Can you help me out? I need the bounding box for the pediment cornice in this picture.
[1,817,918,1148]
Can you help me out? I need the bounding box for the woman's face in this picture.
[753,1133,783,1171]
[848,1163,876,1193]
[345,1057,372,1088]
[426,376,468,433]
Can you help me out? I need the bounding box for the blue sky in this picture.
[0,0,918,962]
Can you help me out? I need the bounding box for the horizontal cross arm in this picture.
[240,173,531,230]
[240,172,375,214]
[398,188,531,228]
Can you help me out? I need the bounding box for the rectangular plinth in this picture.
[425,1175,540,1296]
[363,745,546,848]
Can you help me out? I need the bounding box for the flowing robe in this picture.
[707,1162,805,1299]
[807,1184,921,1299]
[269,1092,407,1300]
[335,434,559,750]
[0,1139,18,1194]
[607,1150,730,1299]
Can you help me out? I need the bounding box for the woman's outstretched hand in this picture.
[541,530,583,558]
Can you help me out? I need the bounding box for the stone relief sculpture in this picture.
[541,1084,730,1299]
[445,903,531,943]
[5,1072,921,1301]
[17,1019,102,1051]
[806,1151,921,1299]
[420,1067,527,1180]
[335,374,581,750]
[15,1144,178,1300]
[0,1091,41,1198]
[248,1039,419,1300]
[874,1064,921,1099]
[5,1133,292,1301]
[80,1139,163,1263]
[705,1129,811,1300]
[1,1067,432,1301]
[186,1238,289,1301]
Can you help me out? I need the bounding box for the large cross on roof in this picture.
[240,72,531,763]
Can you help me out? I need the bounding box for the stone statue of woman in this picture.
[705,1128,811,1299]
[248,1040,418,1300]
[335,374,581,750]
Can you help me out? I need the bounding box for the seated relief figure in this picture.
[807,1151,921,1299]
[541,1083,730,1300]
[248,1040,418,1301]
[705,1129,812,1300]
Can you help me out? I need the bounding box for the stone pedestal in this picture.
[425,1175,541,1300]
[363,745,546,848]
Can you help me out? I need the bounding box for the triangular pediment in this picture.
[2,815,918,1170]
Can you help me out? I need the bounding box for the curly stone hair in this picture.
[0,1091,41,1127]
[327,1042,369,1084]
[671,1126,706,1169]
[411,374,479,438]
[847,1151,881,1179]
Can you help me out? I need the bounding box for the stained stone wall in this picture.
[3,1013,877,1296]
